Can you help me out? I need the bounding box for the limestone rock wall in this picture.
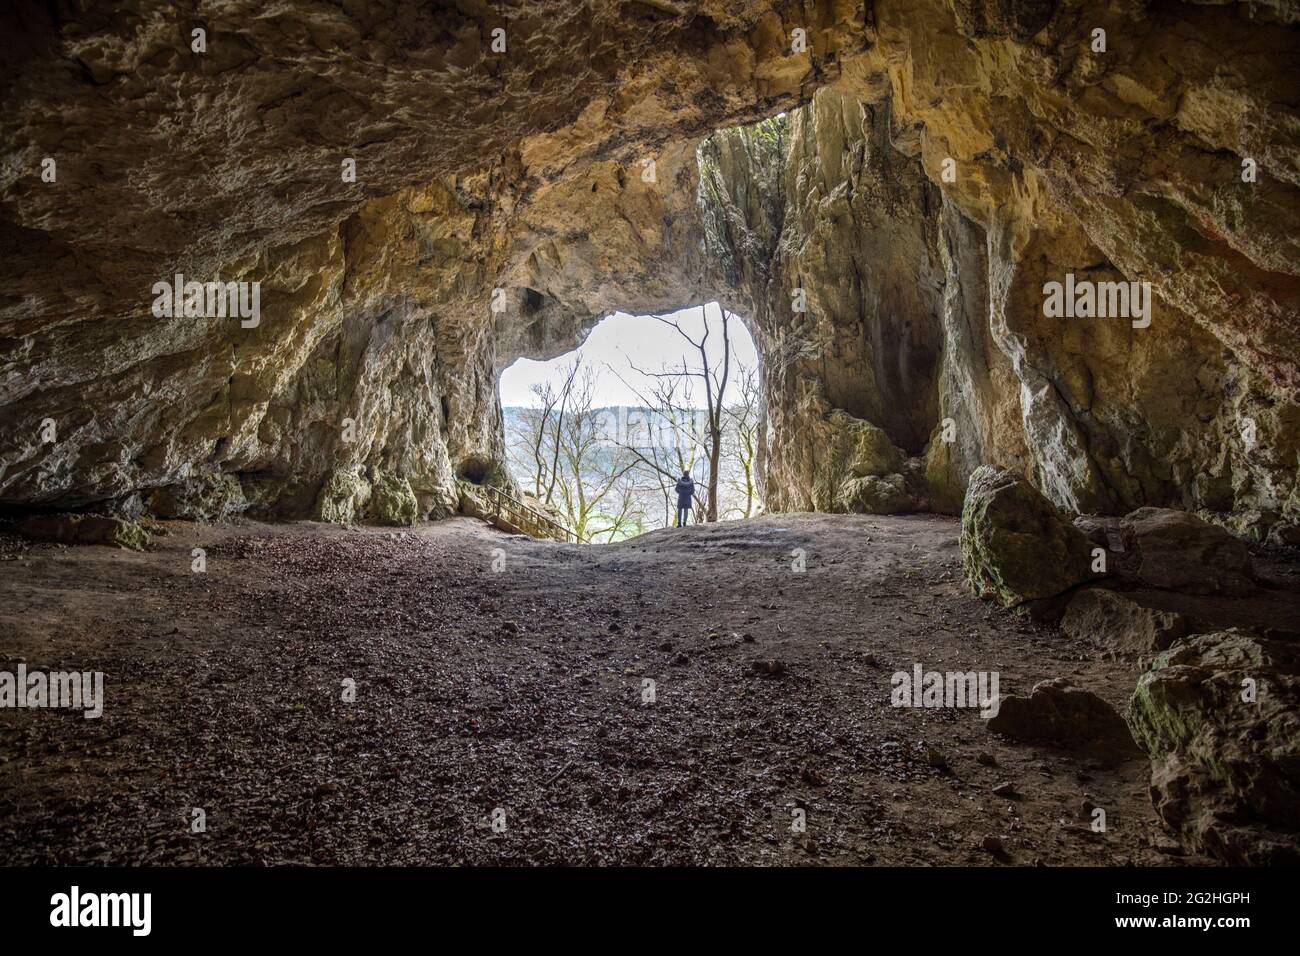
[697,2,1300,533]
[2,0,864,518]
[699,91,949,514]
[863,0,1300,535]
[1,1,1296,533]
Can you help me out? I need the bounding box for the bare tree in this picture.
[585,471,646,541]
[504,358,583,502]
[543,358,581,505]
[632,305,735,521]
[607,368,707,525]
[722,362,762,519]
[551,368,643,542]
[517,382,557,497]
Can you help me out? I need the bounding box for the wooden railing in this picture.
[481,484,581,544]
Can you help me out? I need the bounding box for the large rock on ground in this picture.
[1060,588,1189,658]
[960,466,1096,607]
[987,677,1139,759]
[146,473,248,522]
[800,409,917,515]
[311,469,370,524]
[410,478,460,522]
[1118,508,1256,596]
[13,513,149,550]
[457,480,493,521]
[836,473,913,514]
[1126,629,1300,865]
[369,472,419,526]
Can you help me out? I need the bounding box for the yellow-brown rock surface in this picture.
[1,1,1295,532]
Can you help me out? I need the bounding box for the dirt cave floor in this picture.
[3,512,1294,866]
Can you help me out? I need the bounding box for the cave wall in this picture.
[702,0,1300,537]
[1,1,1296,536]
[700,77,1297,540]
[865,0,1300,539]
[2,0,861,520]
[699,91,949,514]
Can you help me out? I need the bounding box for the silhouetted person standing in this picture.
[674,472,695,527]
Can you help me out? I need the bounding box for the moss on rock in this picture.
[1125,629,1300,865]
[147,473,247,521]
[836,473,912,514]
[311,469,370,524]
[14,513,150,551]
[369,472,419,526]
[960,465,1095,607]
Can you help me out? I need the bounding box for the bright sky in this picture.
[499,302,759,408]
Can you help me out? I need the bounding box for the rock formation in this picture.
[1072,506,1259,595]
[12,512,149,551]
[960,464,1096,607]
[1,1,1295,536]
[988,677,1140,760]
[1059,588,1189,657]
[1128,630,1300,865]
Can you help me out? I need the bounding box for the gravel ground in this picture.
[0,513,1218,865]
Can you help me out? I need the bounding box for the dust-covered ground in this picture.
[4,511,1278,866]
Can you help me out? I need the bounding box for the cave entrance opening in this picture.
[498,301,763,543]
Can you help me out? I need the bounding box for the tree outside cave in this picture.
[499,302,763,542]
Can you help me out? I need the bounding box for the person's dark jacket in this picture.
[674,476,695,507]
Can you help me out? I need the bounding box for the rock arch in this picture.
[1,0,1295,538]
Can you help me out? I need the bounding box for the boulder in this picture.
[147,473,247,521]
[1060,588,1188,657]
[311,469,370,524]
[1117,507,1255,596]
[457,480,493,520]
[409,477,460,521]
[836,473,912,514]
[1072,515,1125,551]
[960,466,1096,607]
[987,677,1139,758]
[1126,629,1300,865]
[832,410,905,480]
[369,472,419,526]
[14,513,150,550]
[807,410,910,513]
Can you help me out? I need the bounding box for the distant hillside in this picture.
[503,405,709,453]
